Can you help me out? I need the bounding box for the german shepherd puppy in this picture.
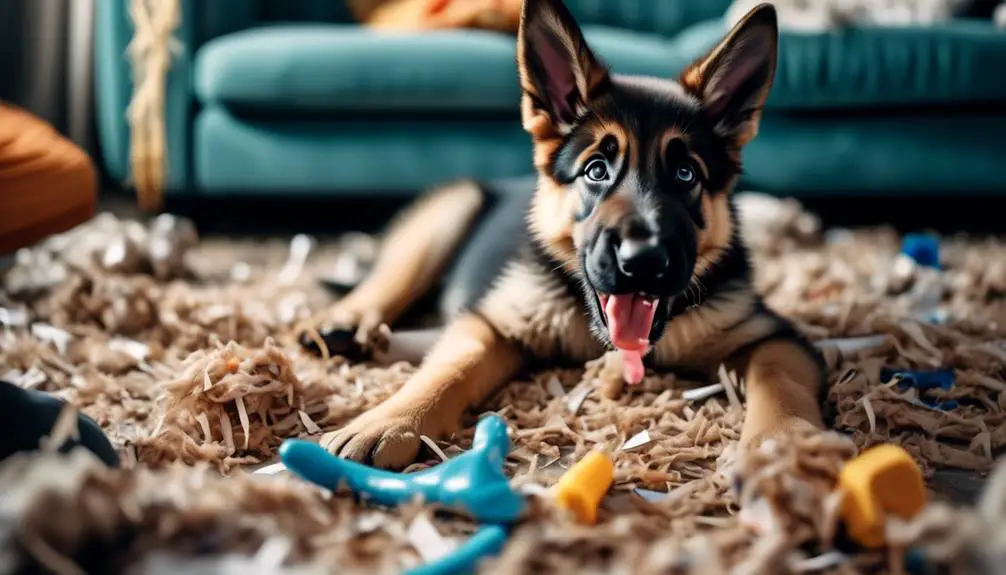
[305,0,826,470]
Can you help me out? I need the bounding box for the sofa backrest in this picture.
[564,0,731,37]
[192,0,730,45]
[193,1,355,45]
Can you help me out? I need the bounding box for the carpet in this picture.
[1,195,1005,575]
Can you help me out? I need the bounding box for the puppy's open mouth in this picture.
[596,292,658,351]
[596,291,660,385]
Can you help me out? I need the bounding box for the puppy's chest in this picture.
[476,259,604,362]
[475,259,774,371]
[650,289,780,371]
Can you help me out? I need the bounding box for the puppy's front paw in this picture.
[298,307,388,361]
[734,417,854,500]
[321,405,426,470]
[740,417,821,456]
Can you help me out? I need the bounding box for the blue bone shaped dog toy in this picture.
[279,414,525,574]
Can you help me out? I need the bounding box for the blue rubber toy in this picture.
[280,413,525,524]
[406,524,510,575]
[900,233,941,269]
[280,414,526,574]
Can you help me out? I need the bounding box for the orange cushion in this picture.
[0,104,96,254]
[364,0,521,33]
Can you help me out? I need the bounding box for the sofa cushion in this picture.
[673,18,1006,110]
[193,106,1006,196]
[744,114,1006,195]
[194,106,533,192]
[194,24,682,112]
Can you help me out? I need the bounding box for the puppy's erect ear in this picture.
[680,3,778,147]
[517,0,610,137]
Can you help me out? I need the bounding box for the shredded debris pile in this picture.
[734,429,856,546]
[3,213,196,298]
[135,339,332,471]
[1,198,1005,574]
[0,448,455,575]
[749,221,1006,474]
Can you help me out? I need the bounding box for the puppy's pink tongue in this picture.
[603,293,657,384]
[620,349,645,384]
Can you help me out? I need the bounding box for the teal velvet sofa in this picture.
[94,0,1006,201]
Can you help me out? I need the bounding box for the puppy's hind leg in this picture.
[299,181,485,359]
[366,176,534,367]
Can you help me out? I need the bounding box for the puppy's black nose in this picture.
[616,237,669,277]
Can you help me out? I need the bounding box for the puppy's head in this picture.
[518,0,777,353]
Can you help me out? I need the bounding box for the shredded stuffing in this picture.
[1,202,1005,573]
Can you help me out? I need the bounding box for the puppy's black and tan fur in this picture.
[309,0,826,470]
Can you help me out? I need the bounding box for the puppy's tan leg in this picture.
[300,181,483,354]
[727,338,826,450]
[322,313,522,469]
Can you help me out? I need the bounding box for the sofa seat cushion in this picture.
[743,114,1006,195]
[673,18,1006,110]
[193,107,534,191]
[194,105,1006,196]
[194,24,681,113]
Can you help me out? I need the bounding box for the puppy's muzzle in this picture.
[616,236,669,278]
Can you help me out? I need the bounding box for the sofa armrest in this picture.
[94,0,354,195]
[94,0,199,192]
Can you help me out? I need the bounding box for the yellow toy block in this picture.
[552,450,615,525]
[838,444,927,549]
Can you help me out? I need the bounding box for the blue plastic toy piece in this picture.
[882,368,957,411]
[904,548,928,575]
[404,524,509,575]
[900,233,941,269]
[919,309,949,325]
[881,367,955,392]
[919,397,958,411]
[279,414,526,524]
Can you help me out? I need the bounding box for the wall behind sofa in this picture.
[0,1,27,104]
[0,0,95,156]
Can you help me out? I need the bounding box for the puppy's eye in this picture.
[675,163,696,185]
[584,159,609,183]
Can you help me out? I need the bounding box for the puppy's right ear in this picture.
[680,3,778,147]
[517,0,610,138]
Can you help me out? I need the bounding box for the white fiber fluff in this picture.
[726,0,984,31]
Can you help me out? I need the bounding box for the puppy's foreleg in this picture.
[322,313,522,469]
[727,337,826,451]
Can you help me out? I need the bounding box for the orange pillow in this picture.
[0,104,97,254]
[362,0,522,34]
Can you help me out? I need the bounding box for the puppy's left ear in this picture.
[680,4,778,147]
[517,0,610,137]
